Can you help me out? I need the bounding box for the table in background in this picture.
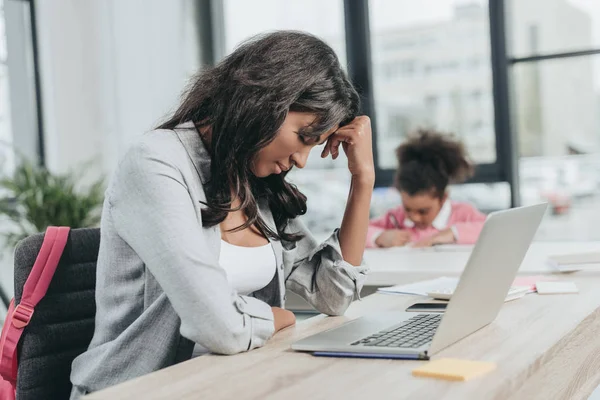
[363,241,600,286]
[286,241,600,311]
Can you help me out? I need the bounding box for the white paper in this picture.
[547,252,600,272]
[548,252,600,265]
[378,244,474,253]
[377,276,459,296]
[429,244,474,252]
[546,252,600,272]
[536,281,579,294]
[547,261,600,273]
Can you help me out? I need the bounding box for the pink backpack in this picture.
[0,227,70,399]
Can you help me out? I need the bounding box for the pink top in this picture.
[366,200,486,248]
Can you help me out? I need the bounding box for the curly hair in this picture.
[394,129,474,198]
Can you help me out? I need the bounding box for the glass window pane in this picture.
[370,0,496,169]
[513,56,600,240]
[0,2,5,62]
[222,0,346,67]
[0,0,14,175]
[520,155,600,241]
[509,0,600,58]
[512,56,600,157]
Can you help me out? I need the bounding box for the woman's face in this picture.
[400,191,447,229]
[251,112,337,177]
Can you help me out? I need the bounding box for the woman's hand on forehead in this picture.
[321,116,375,182]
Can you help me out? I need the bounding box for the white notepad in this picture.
[378,277,529,302]
[547,252,600,272]
[536,281,578,294]
[377,277,458,296]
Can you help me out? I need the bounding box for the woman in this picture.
[70,31,374,398]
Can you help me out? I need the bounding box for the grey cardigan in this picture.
[70,123,369,397]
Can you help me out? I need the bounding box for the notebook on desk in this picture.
[547,252,600,272]
[291,203,548,359]
[377,276,530,302]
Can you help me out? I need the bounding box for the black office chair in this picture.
[13,228,99,400]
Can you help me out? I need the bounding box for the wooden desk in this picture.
[86,272,600,400]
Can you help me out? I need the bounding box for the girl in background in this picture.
[367,130,486,248]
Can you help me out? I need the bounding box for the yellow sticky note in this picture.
[412,358,496,381]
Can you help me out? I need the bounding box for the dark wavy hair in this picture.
[157,31,360,242]
[394,129,474,198]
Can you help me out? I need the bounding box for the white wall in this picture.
[35,0,202,179]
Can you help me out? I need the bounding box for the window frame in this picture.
[210,0,525,206]
[503,3,600,148]
[343,0,520,206]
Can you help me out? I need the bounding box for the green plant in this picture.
[0,159,105,249]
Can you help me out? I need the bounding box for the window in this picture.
[508,0,600,57]
[513,55,600,240]
[217,0,546,233]
[0,0,13,174]
[424,95,438,113]
[370,0,497,170]
[508,0,600,240]
[468,57,482,69]
[470,90,482,102]
[1,0,39,170]
[222,0,346,66]
[512,56,599,158]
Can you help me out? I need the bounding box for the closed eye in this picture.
[296,133,308,144]
[296,131,321,146]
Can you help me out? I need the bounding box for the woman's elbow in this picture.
[316,295,353,317]
[207,339,247,355]
[181,322,250,356]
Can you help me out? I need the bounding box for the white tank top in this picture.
[192,240,277,357]
[218,240,277,295]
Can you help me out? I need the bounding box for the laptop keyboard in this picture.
[350,314,442,348]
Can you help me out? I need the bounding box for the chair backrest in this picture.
[14,228,99,400]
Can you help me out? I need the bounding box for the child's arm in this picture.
[366,207,405,248]
[412,204,486,248]
[366,213,390,248]
[451,205,487,244]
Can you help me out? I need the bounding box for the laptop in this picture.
[291,203,548,360]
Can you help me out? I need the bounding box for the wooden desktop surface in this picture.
[86,269,600,400]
